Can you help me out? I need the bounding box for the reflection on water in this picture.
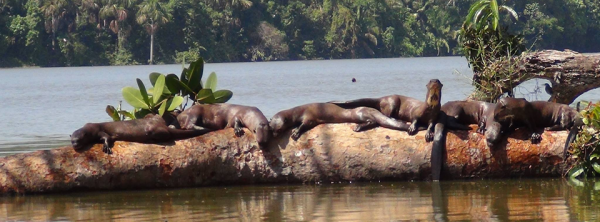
[1,178,598,221]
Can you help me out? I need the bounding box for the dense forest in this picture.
[1,0,599,67]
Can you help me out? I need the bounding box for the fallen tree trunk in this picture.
[0,124,570,194]
[474,50,600,103]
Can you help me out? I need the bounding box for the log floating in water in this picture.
[0,124,569,194]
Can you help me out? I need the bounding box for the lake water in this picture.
[1,179,599,221]
[1,57,600,220]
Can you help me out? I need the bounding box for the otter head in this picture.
[485,121,504,147]
[255,122,271,145]
[493,97,527,124]
[70,127,93,151]
[269,114,289,138]
[425,79,443,107]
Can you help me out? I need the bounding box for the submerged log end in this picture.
[0,124,570,194]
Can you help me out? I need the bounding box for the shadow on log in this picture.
[475,50,600,103]
[0,124,570,194]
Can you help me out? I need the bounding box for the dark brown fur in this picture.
[493,98,582,145]
[70,115,209,154]
[177,103,270,145]
[329,79,443,142]
[269,103,412,141]
[441,100,504,147]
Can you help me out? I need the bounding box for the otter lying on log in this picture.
[441,101,505,147]
[177,103,270,146]
[493,98,583,157]
[0,123,570,194]
[70,114,210,154]
[329,79,443,142]
[269,103,413,140]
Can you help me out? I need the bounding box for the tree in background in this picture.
[458,0,523,100]
[136,0,170,64]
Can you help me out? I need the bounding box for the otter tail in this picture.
[563,118,584,159]
[431,113,447,181]
[328,98,380,109]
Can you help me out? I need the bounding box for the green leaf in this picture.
[490,0,499,31]
[591,153,600,161]
[136,78,151,107]
[593,162,600,174]
[106,105,120,122]
[165,74,182,94]
[158,100,167,116]
[213,90,233,103]
[153,74,166,104]
[583,118,590,125]
[167,96,184,111]
[187,57,204,92]
[205,72,217,91]
[568,165,585,179]
[118,110,136,120]
[134,109,153,119]
[197,88,216,104]
[149,72,162,86]
[122,86,150,109]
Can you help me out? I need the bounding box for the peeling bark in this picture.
[478,50,600,103]
[0,124,570,194]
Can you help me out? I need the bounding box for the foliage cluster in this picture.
[106,57,233,121]
[2,0,600,67]
[568,102,600,179]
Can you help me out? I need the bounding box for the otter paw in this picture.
[425,131,434,142]
[530,133,542,144]
[102,145,113,155]
[291,129,301,141]
[407,125,418,135]
[234,128,244,137]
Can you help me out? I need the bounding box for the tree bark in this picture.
[475,50,600,104]
[0,124,570,194]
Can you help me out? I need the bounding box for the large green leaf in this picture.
[153,74,166,104]
[106,105,120,122]
[149,72,162,86]
[158,100,167,116]
[167,96,184,111]
[205,72,217,91]
[165,74,182,94]
[122,86,150,109]
[196,88,216,104]
[187,58,204,92]
[136,78,151,106]
[213,90,233,103]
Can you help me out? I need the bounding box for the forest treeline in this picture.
[1,0,599,67]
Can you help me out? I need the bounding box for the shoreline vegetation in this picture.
[2,0,600,67]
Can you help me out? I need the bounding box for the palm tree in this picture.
[464,0,518,32]
[41,0,70,49]
[136,0,170,64]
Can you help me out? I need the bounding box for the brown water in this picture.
[1,178,598,221]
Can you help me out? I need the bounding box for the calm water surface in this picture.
[1,57,600,221]
[1,179,599,221]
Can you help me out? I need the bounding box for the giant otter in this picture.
[177,103,270,146]
[70,114,209,154]
[493,98,582,157]
[329,79,443,142]
[269,103,413,141]
[441,100,505,147]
